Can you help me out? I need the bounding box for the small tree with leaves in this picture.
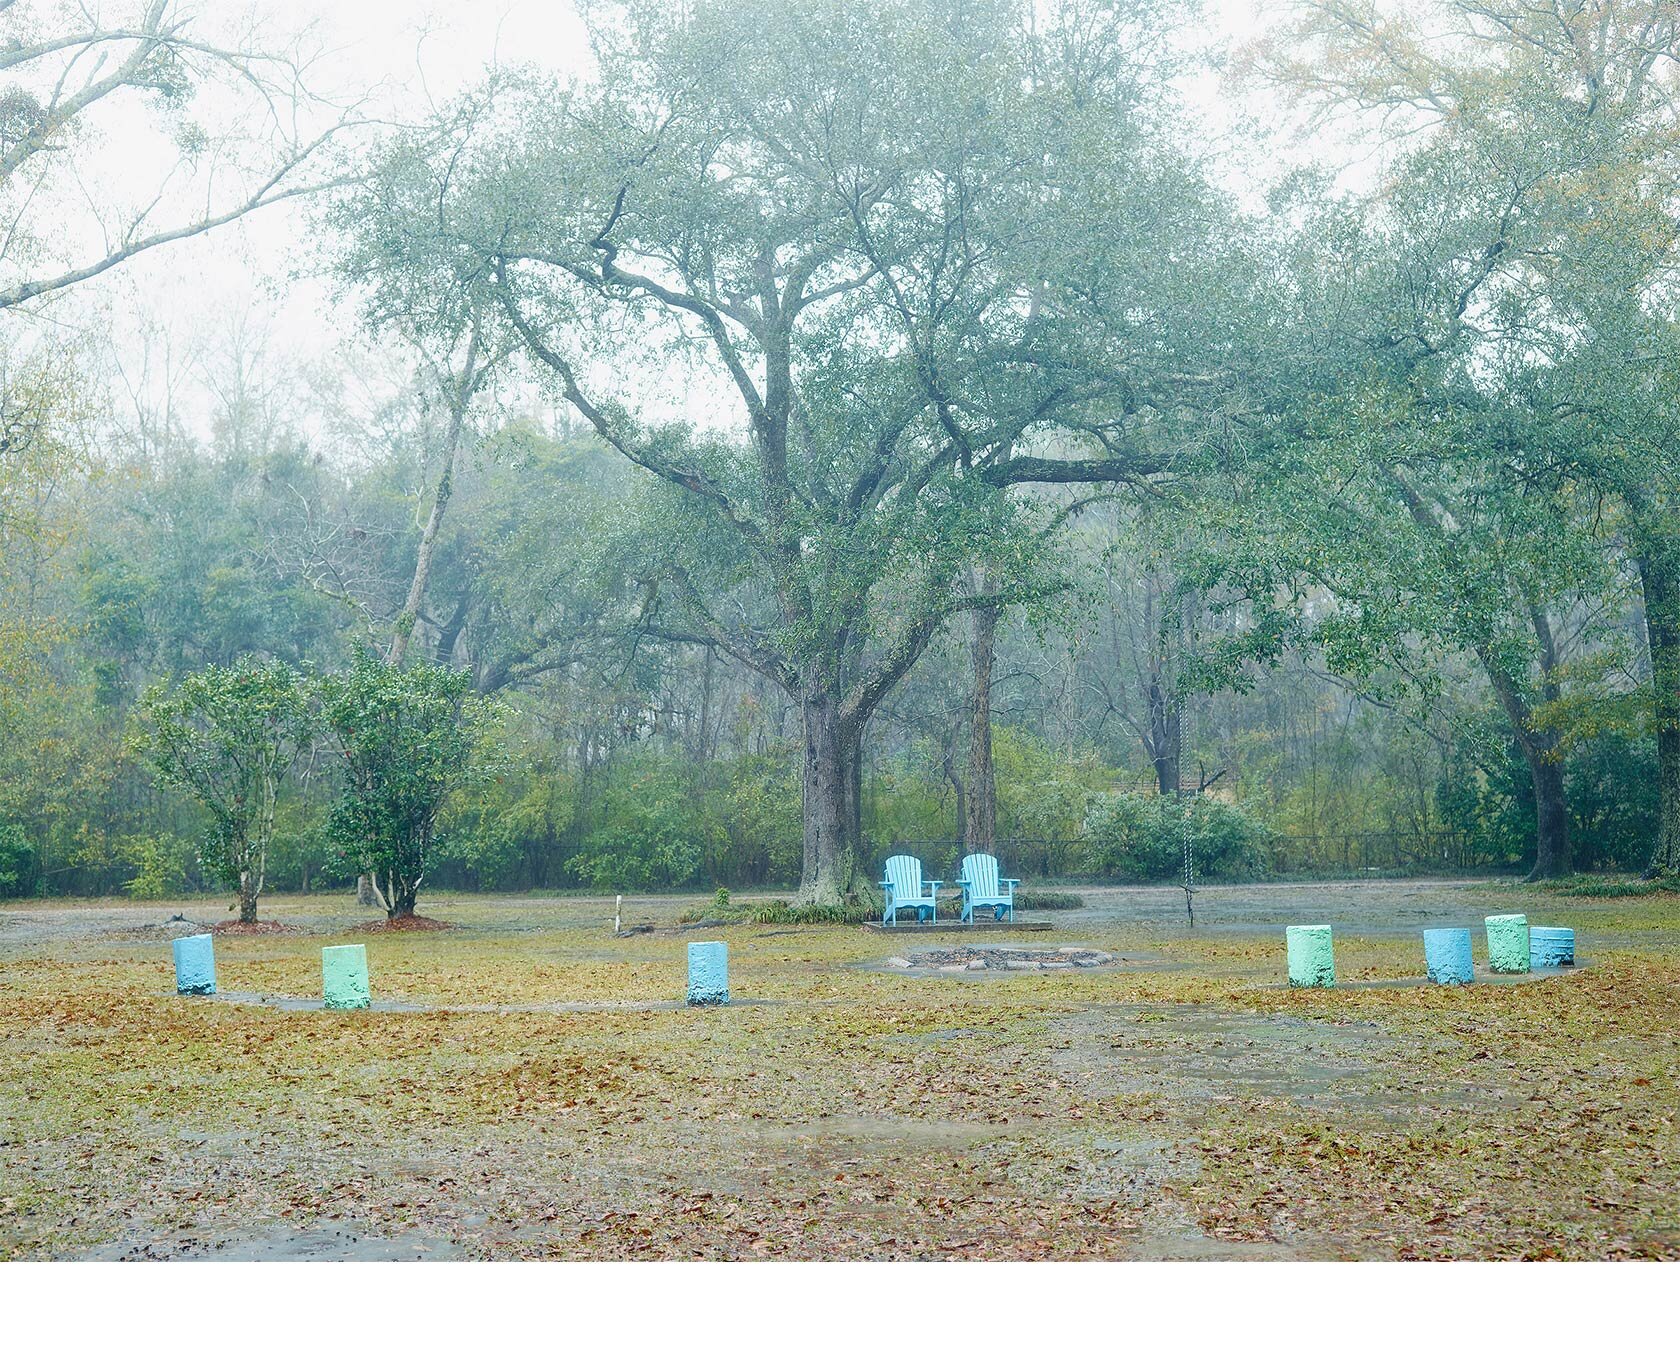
[129,658,313,922]
[320,649,501,917]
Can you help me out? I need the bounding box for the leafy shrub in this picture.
[565,753,704,890]
[1014,889,1084,910]
[117,833,196,899]
[320,649,504,915]
[1542,874,1680,898]
[0,822,36,897]
[1083,793,1275,880]
[747,898,874,924]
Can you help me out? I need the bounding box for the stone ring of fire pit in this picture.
[885,946,1117,973]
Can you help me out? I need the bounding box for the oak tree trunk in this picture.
[1525,741,1571,882]
[1149,680,1181,796]
[798,691,863,904]
[237,870,258,923]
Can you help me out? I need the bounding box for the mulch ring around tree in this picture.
[206,919,305,936]
[349,915,456,933]
[887,946,1118,973]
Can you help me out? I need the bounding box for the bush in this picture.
[747,898,874,925]
[0,822,36,897]
[1542,874,1680,898]
[1083,793,1275,881]
[320,649,504,915]
[565,752,705,891]
[117,833,196,899]
[1014,889,1084,910]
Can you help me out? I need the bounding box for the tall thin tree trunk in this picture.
[237,869,258,923]
[389,325,481,664]
[1481,656,1571,880]
[964,601,999,853]
[1149,681,1181,795]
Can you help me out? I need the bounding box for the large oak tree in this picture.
[334,0,1246,900]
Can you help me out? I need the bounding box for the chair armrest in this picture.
[879,881,894,890]
[926,880,943,896]
[955,879,970,890]
[1002,879,1020,890]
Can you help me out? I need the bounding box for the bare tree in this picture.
[0,0,358,313]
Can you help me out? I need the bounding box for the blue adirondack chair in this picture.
[957,852,1018,923]
[880,854,942,925]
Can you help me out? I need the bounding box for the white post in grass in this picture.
[615,894,622,935]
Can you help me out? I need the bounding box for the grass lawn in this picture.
[2,880,1676,1260]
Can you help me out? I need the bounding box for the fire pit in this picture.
[886,946,1117,973]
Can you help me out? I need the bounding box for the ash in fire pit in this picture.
[886,946,1117,973]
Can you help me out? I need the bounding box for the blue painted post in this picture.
[687,941,729,1006]
[322,944,370,1010]
[172,933,216,995]
[1485,914,1530,974]
[1286,925,1335,988]
[1423,928,1474,986]
[1529,926,1575,968]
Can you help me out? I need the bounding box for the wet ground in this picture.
[2,878,1676,1260]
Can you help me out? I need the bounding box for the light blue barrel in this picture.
[687,941,729,1006]
[322,943,370,1009]
[1485,914,1530,974]
[172,933,216,995]
[1286,925,1335,988]
[1530,926,1575,968]
[1423,928,1474,986]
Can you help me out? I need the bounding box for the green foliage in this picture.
[128,657,312,917]
[997,728,1112,842]
[320,649,503,915]
[566,751,704,891]
[747,898,873,925]
[0,820,35,897]
[708,748,803,888]
[117,832,196,900]
[1083,793,1275,881]
[1013,889,1084,911]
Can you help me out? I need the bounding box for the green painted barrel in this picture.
[1484,914,1530,975]
[1286,924,1335,988]
[322,943,370,1010]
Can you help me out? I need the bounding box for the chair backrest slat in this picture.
[885,853,923,900]
[962,853,1001,899]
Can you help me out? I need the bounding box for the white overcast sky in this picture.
[42,0,1298,450]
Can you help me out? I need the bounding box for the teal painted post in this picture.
[1529,926,1575,968]
[1484,915,1530,974]
[1423,928,1474,985]
[322,944,370,1009]
[1286,924,1335,987]
[172,933,216,995]
[687,941,729,1006]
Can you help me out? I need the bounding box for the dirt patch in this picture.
[350,915,455,933]
[86,1223,465,1262]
